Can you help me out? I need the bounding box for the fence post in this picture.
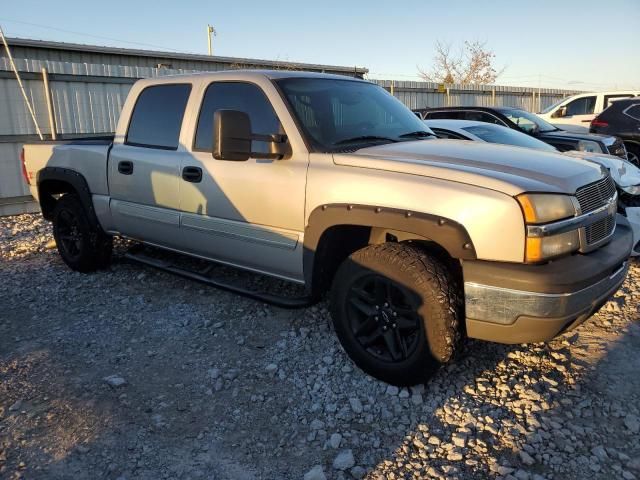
[42,67,57,140]
[538,87,542,112]
[492,88,496,106]
[446,87,450,107]
[390,80,394,96]
[0,25,44,139]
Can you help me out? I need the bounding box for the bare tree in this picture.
[418,40,504,85]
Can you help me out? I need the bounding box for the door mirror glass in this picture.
[212,109,289,161]
[213,110,252,161]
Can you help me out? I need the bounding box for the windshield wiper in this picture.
[334,135,398,145]
[398,130,435,139]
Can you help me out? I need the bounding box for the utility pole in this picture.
[207,24,216,56]
[0,25,43,139]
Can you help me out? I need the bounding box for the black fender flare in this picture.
[36,167,100,228]
[303,203,477,287]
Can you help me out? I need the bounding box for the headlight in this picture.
[516,193,576,223]
[516,194,579,262]
[577,140,604,154]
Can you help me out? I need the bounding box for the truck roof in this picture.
[135,69,366,85]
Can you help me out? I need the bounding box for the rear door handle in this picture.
[182,166,203,183]
[118,161,133,175]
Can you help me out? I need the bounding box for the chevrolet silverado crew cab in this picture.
[22,71,633,386]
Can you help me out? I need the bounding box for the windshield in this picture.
[276,78,432,152]
[462,124,557,152]
[540,97,567,114]
[502,109,558,133]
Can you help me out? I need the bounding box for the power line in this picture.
[0,17,185,52]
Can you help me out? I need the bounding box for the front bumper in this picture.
[463,216,633,344]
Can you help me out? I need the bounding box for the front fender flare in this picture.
[303,203,477,286]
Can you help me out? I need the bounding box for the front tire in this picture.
[52,194,112,272]
[330,243,463,386]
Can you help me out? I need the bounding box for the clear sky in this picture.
[1,0,638,90]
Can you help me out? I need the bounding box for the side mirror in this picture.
[552,106,567,119]
[213,109,288,161]
[213,110,252,161]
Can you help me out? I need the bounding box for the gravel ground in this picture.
[1,213,639,480]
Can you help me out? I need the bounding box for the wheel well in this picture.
[309,224,462,298]
[38,180,78,220]
[310,225,371,298]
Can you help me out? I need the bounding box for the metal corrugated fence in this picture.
[372,79,582,112]
[0,57,583,215]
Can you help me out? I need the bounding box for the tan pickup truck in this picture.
[22,71,633,385]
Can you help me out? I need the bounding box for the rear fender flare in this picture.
[37,167,99,227]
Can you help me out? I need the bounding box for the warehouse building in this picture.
[0,37,367,215]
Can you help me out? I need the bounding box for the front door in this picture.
[555,95,597,128]
[179,81,308,282]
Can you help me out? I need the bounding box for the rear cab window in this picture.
[126,84,192,150]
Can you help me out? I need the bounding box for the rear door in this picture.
[108,83,192,249]
[178,80,308,282]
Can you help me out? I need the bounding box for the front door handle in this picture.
[182,166,203,183]
[118,161,133,175]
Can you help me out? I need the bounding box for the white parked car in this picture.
[425,119,640,256]
[538,91,639,132]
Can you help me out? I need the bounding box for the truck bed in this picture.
[23,137,115,200]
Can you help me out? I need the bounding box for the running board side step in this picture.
[124,252,315,309]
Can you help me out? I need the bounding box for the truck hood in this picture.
[563,151,640,189]
[334,139,606,196]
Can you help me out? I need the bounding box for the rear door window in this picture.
[624,104,640,121]
[126,84,191,150]
[462,111,503,125]
[424,111,465,120]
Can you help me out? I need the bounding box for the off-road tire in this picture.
[330,242,463,386]
[52,194,112,272]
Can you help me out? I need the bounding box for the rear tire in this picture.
[329,243,463,386]
[52,194,112,272]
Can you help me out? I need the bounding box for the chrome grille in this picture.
[575,176,617,214]
[585,216,616,244]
